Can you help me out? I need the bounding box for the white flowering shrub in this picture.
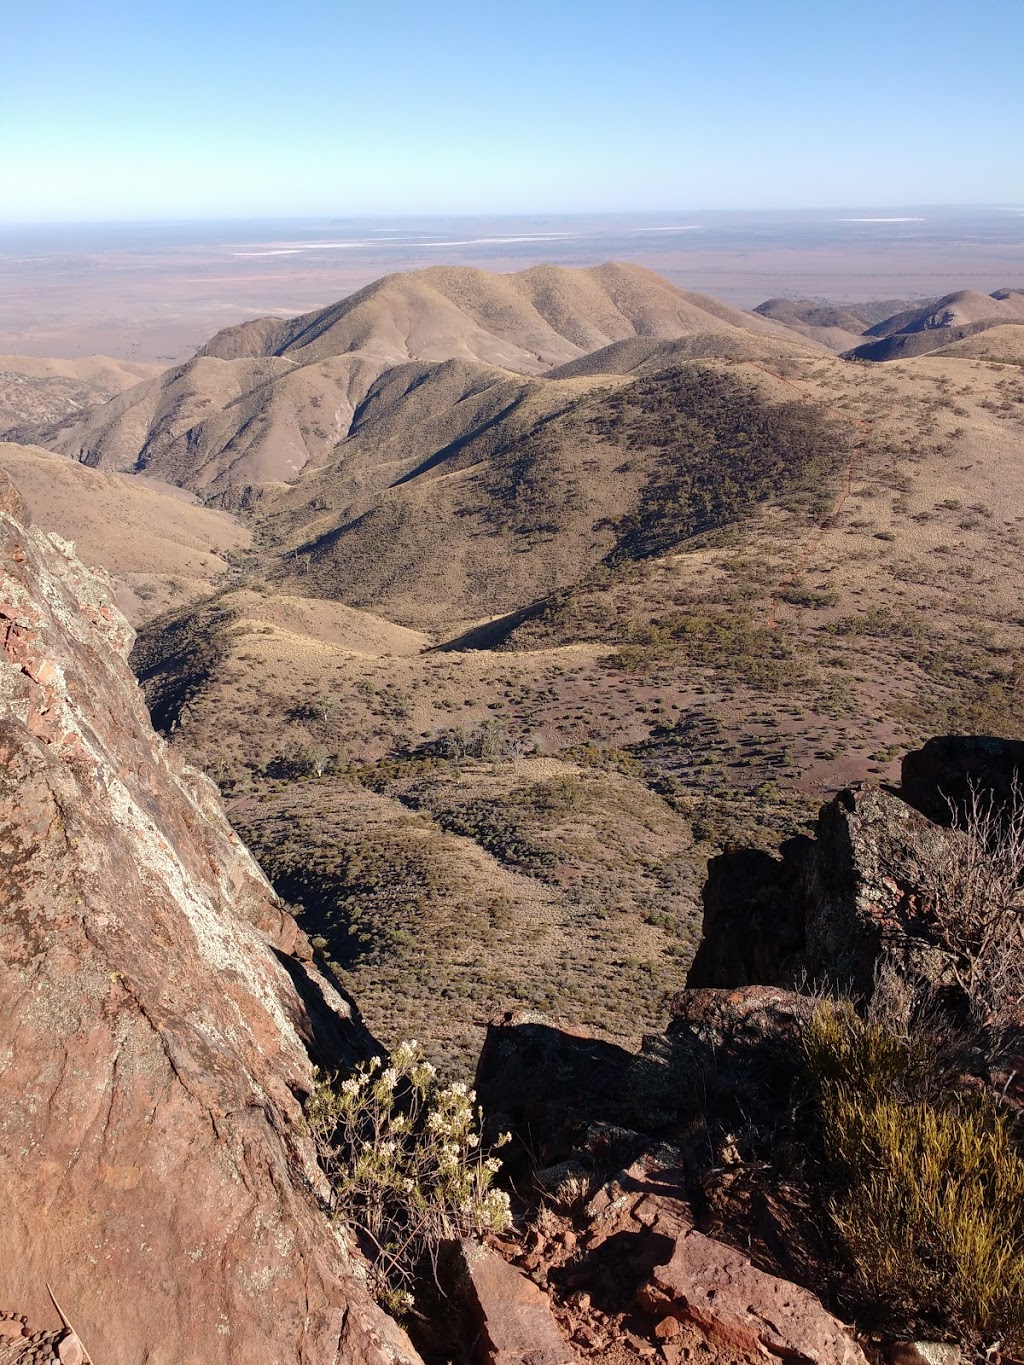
[305,1040,512,1314]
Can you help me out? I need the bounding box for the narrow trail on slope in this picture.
[747,362,872,629]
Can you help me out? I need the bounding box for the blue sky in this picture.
[1,0,1022,221]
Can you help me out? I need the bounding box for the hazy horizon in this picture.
[2,206,1021,361]
[4,202,1024,229]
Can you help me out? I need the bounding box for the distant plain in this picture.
[2,206,1022,360]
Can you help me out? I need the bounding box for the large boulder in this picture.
[475,1012,655,1167]
[687,839,812,989]
[638,1227,867,1365]
[687,785,962,1004]
[901,735,1024,825]
[0,465,420,1365]
[453,1241,581,1365]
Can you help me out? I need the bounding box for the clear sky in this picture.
[1,0,1022,222]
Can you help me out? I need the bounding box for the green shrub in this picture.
[305,1041,511,1315]
[804,1003,1024,1348]
[778,585,840,608]
[609,608,808,690]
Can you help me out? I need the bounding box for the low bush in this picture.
[804,1002,1024,1350]
[305,1041,511,1315]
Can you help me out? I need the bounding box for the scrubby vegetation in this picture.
[804,1002,1024,1350]
[306,1041,511,1314]
[599,366,851,561]
[609,606,809,690]
[237,764,699,1074]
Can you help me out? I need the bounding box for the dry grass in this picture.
[805,1002,1024,1350]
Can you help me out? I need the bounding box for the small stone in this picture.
[654,1317,682,1341]
[573,1325,604,1349]
[887,1345,962,1365]
[57,1331,86,1365]
[561,1230,578,1251]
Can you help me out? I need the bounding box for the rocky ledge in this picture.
[0,466,420,1365]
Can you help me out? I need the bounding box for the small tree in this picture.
[305,1042,511,1315]
[311,693,339,724]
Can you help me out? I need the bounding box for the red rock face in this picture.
[454,1240,581,1365]
[0,466,421,1365]
[638,1227,867,1365]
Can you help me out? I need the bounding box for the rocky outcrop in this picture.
[475,1013,661,1169]
[801,786,953,998]
[687,841,811,989]
[639,1228,867,1365]
[453,1241,581,1365]
[901,734,1024,825]
[689,785,966,1002]
[0,466,420,1365]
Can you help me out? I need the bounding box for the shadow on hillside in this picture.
[272,947,378,1076]
[433,599,548,651]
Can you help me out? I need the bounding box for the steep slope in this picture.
[0,353,163,431]
[25,264,826,495]
[0,466,419,1365]
[0,441,250,621]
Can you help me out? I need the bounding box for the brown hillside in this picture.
[15,268,1024,1073]
[866,288,1024,338]
[845,288,1024,361]
[266,354,847,629]
[922,322,1024,365]
[200,262,812,369]
[24,264,827,495]
[752,296,928,353]
[0,352,163,430]
[0,441,249,621]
